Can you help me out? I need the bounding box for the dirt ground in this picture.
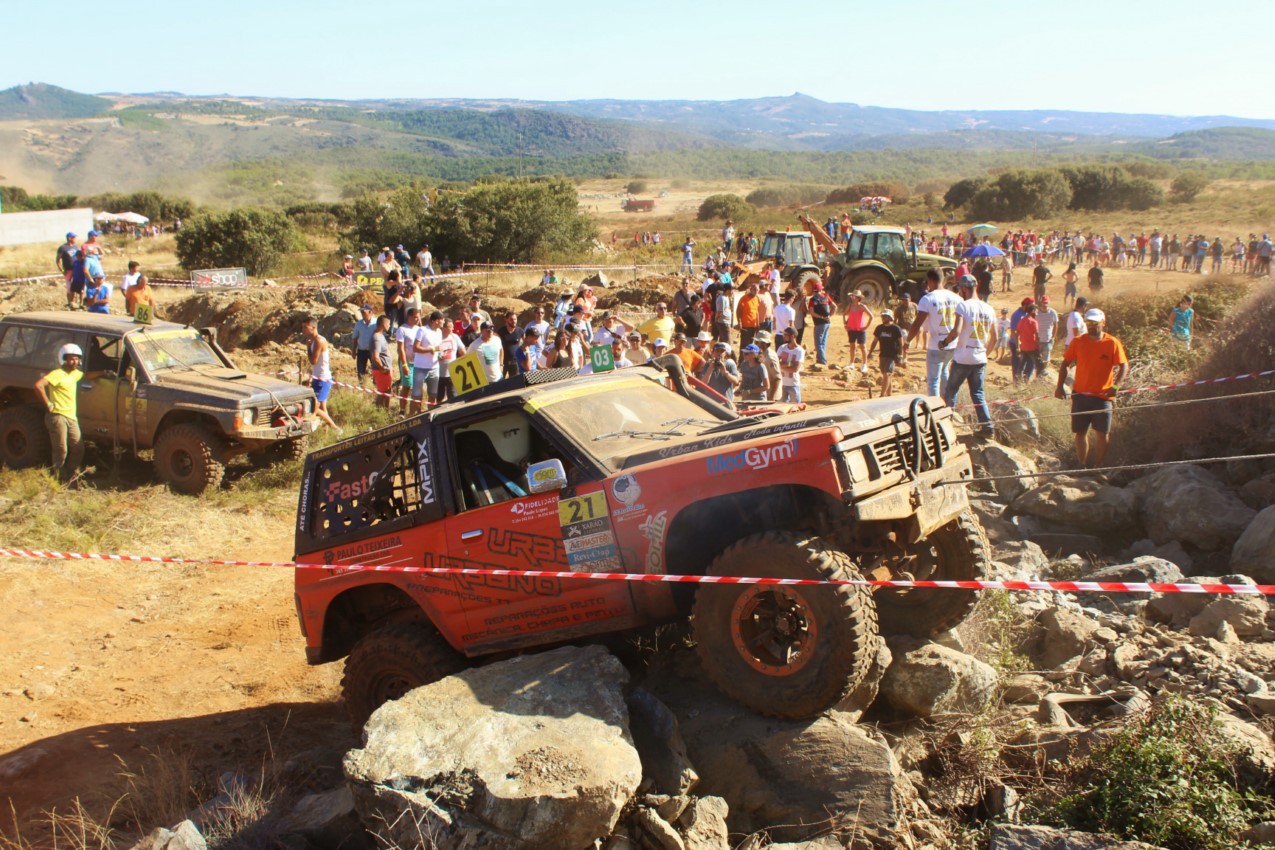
[0,243,1213,840]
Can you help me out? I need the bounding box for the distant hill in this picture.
[0,83,110,120]
[1138,127,1275,160]
[2,84,1274,204]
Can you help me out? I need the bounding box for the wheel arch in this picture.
[662,484,843,611]
[0,387,39,410]
[152,409,225,447]
[314,582,428,664]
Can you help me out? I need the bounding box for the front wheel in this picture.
[873,510,990,637]
[153,423,226,494]
[341,621,466,731]
[693,532,878,719]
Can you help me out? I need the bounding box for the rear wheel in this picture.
[341,621,466,731]
[153,423,226,494]
[793,269,822,295]
[848,269,892,306]
[693,532,878,718]
[873,510,990,637]
[0,405,51,469]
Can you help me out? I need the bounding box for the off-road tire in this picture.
[154,423,226,495]
[341,621,466,731]
[873,510,990,637]
[0,405,51,469]
[693,532,878,719]
[847,269,892,306]
[793,269,822,295]
[250,436,309,468]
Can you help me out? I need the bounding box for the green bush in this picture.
[625,179,648,194]
[424,177,596,263]
[970,169,1072,220]
[1171,172,1211,203]
[1036,696,1267,850]
[944,177,988,211]
[175,208,304,276]
[697,193,754,222]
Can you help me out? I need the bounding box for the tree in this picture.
[174,208,303,276]
[970,169,1072,220]
[697,194,753,222]
[943,177,987,211]
[341,187,430,255]
[422,177,595,262]
[625,179,648,194]
[1170,172,1210,203]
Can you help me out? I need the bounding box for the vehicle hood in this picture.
[620,395,946,469]
[915,251,956,268]
[147,367,316,406]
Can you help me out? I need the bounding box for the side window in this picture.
[309,428,439,541]
[450,411,565,511]
[35,330,79,371]
[87,335,122,372]
[0,326,38,364]
[846,232,865,259]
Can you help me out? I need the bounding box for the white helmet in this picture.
[58,343,83,362]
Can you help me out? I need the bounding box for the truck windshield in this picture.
[129,329,223,374]
[533,377,726,469]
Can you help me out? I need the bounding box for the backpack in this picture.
[810,293,831,319]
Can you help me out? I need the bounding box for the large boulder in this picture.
[971,442,1039,502]
[344,646,641,850]
[643,652,912,847]
[879,642,998,717]
[1008,477,1139,536]
[1131,465,1255,551]
[1034,608,1100,669]
[991,403,1040,447]
[1146,574,1264,633]
[1084,556,1184,586]
[1231,505,1275,582]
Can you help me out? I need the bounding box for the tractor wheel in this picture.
[873,510,990,638]
[693,532,878,719]
[0,405,51,469]
[341,621,466,731]
[848,269,892,306]
[793,269,822,296]
[153,424,226,495]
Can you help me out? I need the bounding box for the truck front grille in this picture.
[871,424,949,477]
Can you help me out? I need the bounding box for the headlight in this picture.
[845,448,871,483]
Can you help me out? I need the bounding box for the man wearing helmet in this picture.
[34,343,111,483]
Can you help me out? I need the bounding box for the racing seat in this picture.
[455,430,528,508]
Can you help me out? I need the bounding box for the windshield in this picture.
[129,329,223,374]
[531,377,726,469]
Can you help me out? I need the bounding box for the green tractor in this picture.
[826,226,957,306]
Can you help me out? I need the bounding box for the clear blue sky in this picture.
[4,0,1271,118]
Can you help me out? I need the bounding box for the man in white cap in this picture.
[1055,308,1128,468]
[941,275,996,438]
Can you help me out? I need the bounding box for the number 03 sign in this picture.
[448,352,489,397]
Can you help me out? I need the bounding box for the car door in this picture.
[76,334,140,447]
[440,407,638,654]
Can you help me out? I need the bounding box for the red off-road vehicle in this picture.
[293,357,988,726]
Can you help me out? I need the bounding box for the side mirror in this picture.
[527,459,567,494]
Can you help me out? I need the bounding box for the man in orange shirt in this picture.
[670,332,704,375]
[737,281,762,348]
[1055,308,1128,468]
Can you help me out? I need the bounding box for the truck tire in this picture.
[0,405,51,469]
[847,269,892,306]
[250,436,309,468]
[793,269,822,295]
[873,510,990,638]
[154,424,226,494]
[693,532,878,719]
[341,621,466,731]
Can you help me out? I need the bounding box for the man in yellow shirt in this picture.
[637,302,676,344]
[34,343,110,484]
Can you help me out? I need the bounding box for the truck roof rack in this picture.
[456,366,580,403]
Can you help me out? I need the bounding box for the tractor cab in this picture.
[759,231,816,267]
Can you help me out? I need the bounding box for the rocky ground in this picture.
[3,269,1275,850]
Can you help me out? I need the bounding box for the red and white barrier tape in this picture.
[0,548,1270,595]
